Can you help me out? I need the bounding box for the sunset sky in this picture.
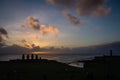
[0,0,120,49]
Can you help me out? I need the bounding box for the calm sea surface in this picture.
[0,53,97,67]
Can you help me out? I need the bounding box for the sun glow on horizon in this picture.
[32,52,52,54]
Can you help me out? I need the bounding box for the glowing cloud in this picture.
[40,25,59,35]
[21,17,59,35]
[21,38,33,48]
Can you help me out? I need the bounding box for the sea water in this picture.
[0,53,95,67]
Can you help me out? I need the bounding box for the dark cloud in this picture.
[0,28,8,47]
[63,11,80,25]
[27,17,40,30]
[0,41,120,56]
[0,42,3,46]
[0,27,8,38]
[47,0,111,16]
[76,0,111,16]
[47,0,111,26]
[0,43,4,48]
[0,41,6,48]
[0,45,31,55]
[46,0,74,7]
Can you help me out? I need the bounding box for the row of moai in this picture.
[22,54,41,60]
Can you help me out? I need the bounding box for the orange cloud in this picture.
[21,17,59,35]
[20,17,60,48]
[40,25,59,35]
[21,38,33,48]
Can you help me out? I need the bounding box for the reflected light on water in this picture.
[32,52,51,54]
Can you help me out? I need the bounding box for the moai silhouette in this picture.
[22,54,25,60]
[35,55,38,60]
[31,54,34,60]
[27,54,30,60]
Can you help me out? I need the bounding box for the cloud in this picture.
[76,0,111,16]
[40,25,59,35]
[0,35,2,42]
[62,11,81,25]
[21,17,59,35]
[20,17,59,48]
[27,17,40,30]
[0,45,31,55]
[21,38,33,48]
[26,32,39,39]
[0,35,5,48]
[47,0,111,16]
[0,27,8,38]
[47,0,111,26]
[0,27,8,47]
[46,0,74,7]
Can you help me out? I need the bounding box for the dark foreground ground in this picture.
[0,59,120,80]
[0,59,86,80]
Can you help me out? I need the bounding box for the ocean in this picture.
[0,53,96,67]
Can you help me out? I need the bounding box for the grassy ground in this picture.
[0,59,119,80]
[0,60,86,80]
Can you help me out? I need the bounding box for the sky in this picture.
[0,0,120,49]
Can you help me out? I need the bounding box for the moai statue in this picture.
[39,56,41,60]
[27,54,30,60]
[22,54,25,60]
[35,55,38,60]
[31,54,34,60]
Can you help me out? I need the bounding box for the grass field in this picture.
[0,59,86,80]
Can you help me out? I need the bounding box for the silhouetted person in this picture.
[22,54,25,60]
[31,54,34,60]
[35,55,38,60]
[27,54,30,60]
